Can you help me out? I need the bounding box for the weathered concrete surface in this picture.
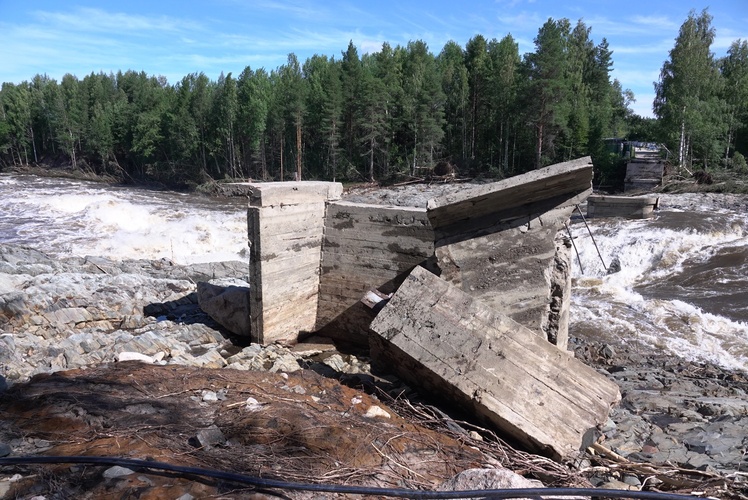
[247,181,343,345]
[426,157,593,238]
[196,280,251,336]
[369,266,621,461]
[426,157,593,346]
[624,150,665,192]
[587,195,659,219]
[315,201,434,342]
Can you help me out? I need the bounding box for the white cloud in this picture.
[629,15,679,31]
[33,7,200,36]
[630,92,656,118]
[609,39,674,55]
[612,67,661,89]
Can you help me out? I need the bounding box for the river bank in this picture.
[1,241,747,498]
[6,159,748,196]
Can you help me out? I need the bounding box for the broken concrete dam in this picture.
[208,156,621,461]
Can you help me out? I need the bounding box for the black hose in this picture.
[0,455,702,499]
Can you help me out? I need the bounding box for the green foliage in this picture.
[654,9,728,169]
[12,13,746,186]
[724,151,747,173]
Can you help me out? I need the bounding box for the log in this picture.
[368,266,621,460]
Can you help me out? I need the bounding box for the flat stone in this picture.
[201,390,218,402]
[321,353,348,373]
[191,426,225,448]
[103,466,135,478]
[117,352,155,363]
[438,468,544,492]
[269,353,301,373]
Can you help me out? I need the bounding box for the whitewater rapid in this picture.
[0,174,249,265]
[569,193,748,372]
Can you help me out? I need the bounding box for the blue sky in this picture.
[0,1,746,118]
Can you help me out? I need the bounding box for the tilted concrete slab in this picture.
[427,157,593,240]
[369,266,621,461]
[426,157,593,347]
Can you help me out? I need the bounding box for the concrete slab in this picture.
[369,266,621,460]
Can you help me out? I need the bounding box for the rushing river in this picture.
[570,193,748,372]
[1,173,746,371]
[0,174,249,265]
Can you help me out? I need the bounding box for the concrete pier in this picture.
[247,182,343,345]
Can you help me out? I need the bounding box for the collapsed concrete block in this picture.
[241,157,594,348]
[369,266,621,460]
[426,157,593,347]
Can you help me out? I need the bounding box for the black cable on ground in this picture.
[0,455,704,499]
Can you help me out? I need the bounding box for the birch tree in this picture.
[654,8,725,168]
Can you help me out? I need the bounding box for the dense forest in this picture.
[0,9,746,188]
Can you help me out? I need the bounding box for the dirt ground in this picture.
[0,362,499,499]
[2,358,746,499]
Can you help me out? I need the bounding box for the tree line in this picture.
[654,9,748,172]
[0,11,746,188]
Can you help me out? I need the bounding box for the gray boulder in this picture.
[196,280,250,336]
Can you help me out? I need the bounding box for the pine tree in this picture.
[522,19,572,168]
[279,54,306,180]
[720,40,748,161]
[340,41,363,171]
[465,35,491,163]
[401,40,445,176]
[487,35,520,175]
[212,72,239,178]
[237,67,271,179]
[0,83,32,166]
[438,41,469,165]
[358,59,388,181]
[319,60,344,180]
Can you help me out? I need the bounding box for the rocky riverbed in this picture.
[1,242,747,498]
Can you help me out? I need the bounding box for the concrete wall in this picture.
[625,160,665,192]
[242,157,593,348]
[427,157,593,347]
[315,201,434,341]
[247,182,343,345]
[587,195,659,219]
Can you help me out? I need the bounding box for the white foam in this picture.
[0,174,248,265]
[570,205,748,372]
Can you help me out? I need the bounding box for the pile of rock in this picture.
[572,337,748,484]
[0,244,377,390]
